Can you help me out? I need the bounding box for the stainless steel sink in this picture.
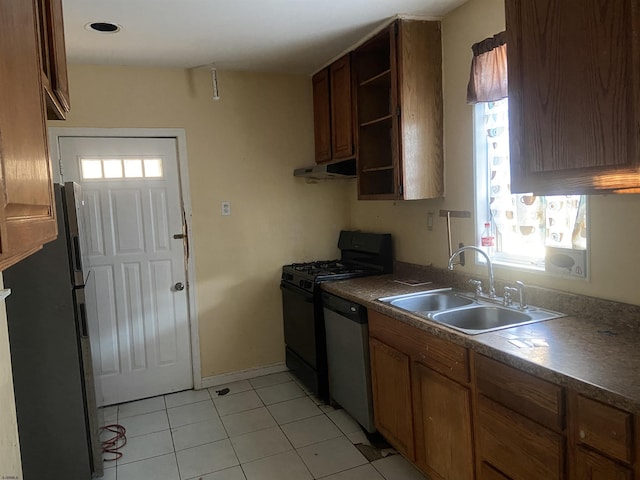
[383,289,474,313]
[378,288,565,334]
[431,304,565,334]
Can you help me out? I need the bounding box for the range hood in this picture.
[293,158,356,179]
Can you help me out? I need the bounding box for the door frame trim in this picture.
[48,127,202,389]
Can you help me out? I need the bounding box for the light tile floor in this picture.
[99,371,428,480]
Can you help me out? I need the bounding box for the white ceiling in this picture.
[62,0,467,75]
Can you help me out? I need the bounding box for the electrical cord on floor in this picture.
[100,424,127,461]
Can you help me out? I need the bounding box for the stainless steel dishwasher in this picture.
[322,292,375,433]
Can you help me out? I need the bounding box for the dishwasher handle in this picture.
[322,292,367,323]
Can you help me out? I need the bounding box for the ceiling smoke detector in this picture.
[85,22,121,34]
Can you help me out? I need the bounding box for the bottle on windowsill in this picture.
[481,221,495,257]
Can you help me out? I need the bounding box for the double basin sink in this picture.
[378,288,565,335]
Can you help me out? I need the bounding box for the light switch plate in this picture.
[221,201,231,216]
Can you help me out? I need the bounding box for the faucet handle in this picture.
[514,281,528,310]
[469,279,483,297]
[503,286,518,306]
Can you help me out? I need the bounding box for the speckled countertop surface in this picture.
[321,264,640,415]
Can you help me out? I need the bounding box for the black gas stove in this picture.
[281,230,392,400]
[281,260,379,292]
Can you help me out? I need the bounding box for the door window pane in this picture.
[103,159,123,178]
[124,159,143,178]
[81,159,102,179]
[143,159,163,178]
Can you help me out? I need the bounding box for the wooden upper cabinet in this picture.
[312,68,332,163]
[312,54,355,164]
[506,0,640,194]
[0,0,57,269]
[37,0,70,120]
[354,20,443,200]
[330,54,354,160]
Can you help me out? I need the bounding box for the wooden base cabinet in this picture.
[476,395,564,480]
[368,310,473,477]
[569,392,636,480]
[369,337,414,459]
[368,314,640,480]
[412,362,474,479]
[575,448,633,480]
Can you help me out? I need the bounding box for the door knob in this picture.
[174,282,185,291]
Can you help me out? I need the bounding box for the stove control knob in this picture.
[304,281,312,289]
[299,280,305,287]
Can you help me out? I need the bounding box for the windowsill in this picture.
[476,257,589,282]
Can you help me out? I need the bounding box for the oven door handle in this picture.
[280,282,314,302]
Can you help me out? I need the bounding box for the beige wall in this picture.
[0,277,22,478]
[52,65,352,378]
[351,0,640,306]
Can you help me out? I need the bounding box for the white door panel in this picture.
[59,136,192,405]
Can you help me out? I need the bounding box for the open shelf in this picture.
[362,165,394,173]
[360,69,391,87]
[359,169,395,197]
[360,114,393,128]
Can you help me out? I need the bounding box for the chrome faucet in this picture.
[448,246,496,298]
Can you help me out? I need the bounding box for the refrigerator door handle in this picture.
[72,235,83,272]
[79,300,88,339]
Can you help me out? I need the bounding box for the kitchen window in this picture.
[474,98,588,276]
[469,33,588,277]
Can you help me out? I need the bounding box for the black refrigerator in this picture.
[4,182,102,479]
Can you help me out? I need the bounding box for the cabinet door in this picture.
[412,362,474,480]
[330,54,354,160]
[506,0,640,194]
[369,337,414,459]
[477,395,564,480]
[574,395,633,464]
[312,68,332,163]
[0,0,57,269]
[397,19,444,199]
[575,447,632,480]
[38,0,70,119]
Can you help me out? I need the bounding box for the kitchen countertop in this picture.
[321,268,640,415]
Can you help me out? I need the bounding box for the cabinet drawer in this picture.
[368,310,468,383]
[477,395,564,480]
[575,447,633,480]
[474,353,564,430]
[575,395,633,463]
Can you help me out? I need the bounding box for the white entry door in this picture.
[58,136,192,406]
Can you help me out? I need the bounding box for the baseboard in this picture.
[199,362,288,390]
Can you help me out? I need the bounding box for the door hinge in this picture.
[398,184,403,196]
[396,106,401,117]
